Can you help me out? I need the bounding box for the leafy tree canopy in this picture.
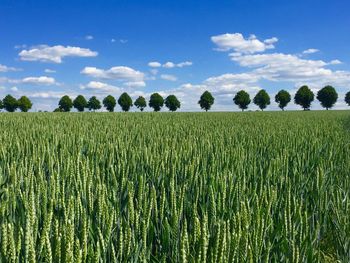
[103,95,117,112]
[275,90,291,110]
[3,94,18,112]
[118,92,133,112]
[198,91,214,111]
[58,95,73,112]
[316,85,338,110]
[233,90,251,111]
[88,96,102,111]
[149,93,164,112]
[134,96,147,111]
[73,95,88,112]
[165,95,181,111]
[253,89,270,111]
[18,96,33,112]
[294,85,314,110]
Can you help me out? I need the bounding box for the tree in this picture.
[3,95,18,112]
[198,91,214,112]
[103,95,116,112]
[316,85,338,110]
[58,95,73,112]
[17,96,33,112]
[134,96,147,111]
[294,85,314,110]
[233,90,250,111]
[253,89,270,111]
[118,92,133,112]
[73,95,88,112]
[0,100,3,111]
[87,96,101,111]
[346,91,350,106]
[149,93,164,112]
[165,95,181,111]
[275,90,291,111]
[53,108,63,112]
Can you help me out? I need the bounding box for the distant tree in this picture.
[58,95,73,112]
[0,100,3,111]
[316,85,338,110]
[294,85,314,110]
[346,91,350,106]
[3,95,18,112]
[165,95,181,111]
[53,108,63,112]
[275,90,291,111]
[103,95,117,112]
[253,89,270,111]
[134,96,147,111]
[118,92,133,112]
[17,96,33,112]
[233,90,251,111]
[88,96,101,111]
[149,93,164,112]
[73,95,88,112]
[198,91,214,112]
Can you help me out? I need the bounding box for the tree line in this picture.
[1,85,350,112]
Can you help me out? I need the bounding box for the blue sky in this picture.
[0,0,349,111]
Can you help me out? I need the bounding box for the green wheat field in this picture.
[0,111,349,262]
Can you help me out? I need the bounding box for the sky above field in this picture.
[0,0,349,111]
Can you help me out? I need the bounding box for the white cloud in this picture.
[85,35,94,40]
[0,64,20,72]
[211,33,278,54]
[81,66,144,82]
[160,74,177,81]
[21,76,57,85]
[163,62,175,68]
[10,86,18,92]
[44,69,56,73]
[81,81,120,92]
[19,45,98,63]
[329,59,342,65]
[120,39,128,44]
[148,61,162,68]
[124,81,146,87]
[111,39,116,43]
[148,61,192,68]
[303,48,319,54]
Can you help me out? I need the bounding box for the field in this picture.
[0,111,349,262]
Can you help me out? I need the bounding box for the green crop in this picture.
[0,111,349,262]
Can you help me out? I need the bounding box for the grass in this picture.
[0,111,349,262]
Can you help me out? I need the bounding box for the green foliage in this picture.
[0,112,349,262]
[73,95,88,112]
[3,94,18,112]
[149,93,164,112]
[345,91,350,106]
[118,93,133,112]
[87,96,101,111]
[275,90,291,110]
[198,91,214,111]
[294,85,314,110]
[233,90,251,111]
[58,95,73,112]
[53,108,63,112]
[253,89,270,111]
[103,95,117,112]
[0,100,3,110]
[134,96,147,111]
[317,86,338,110]
[17,96,33,112]
[165,95,181,111]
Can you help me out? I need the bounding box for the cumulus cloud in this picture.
[160,74,177,81]
[148,61,192,68]
[303,48,319,54]
[21,76,57,85]
[211,33,278,54]
[19,45,98,63]
[44,69,56,73]
[81,81,120,92]
[0,64,20,72]
[85,35,94,40]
